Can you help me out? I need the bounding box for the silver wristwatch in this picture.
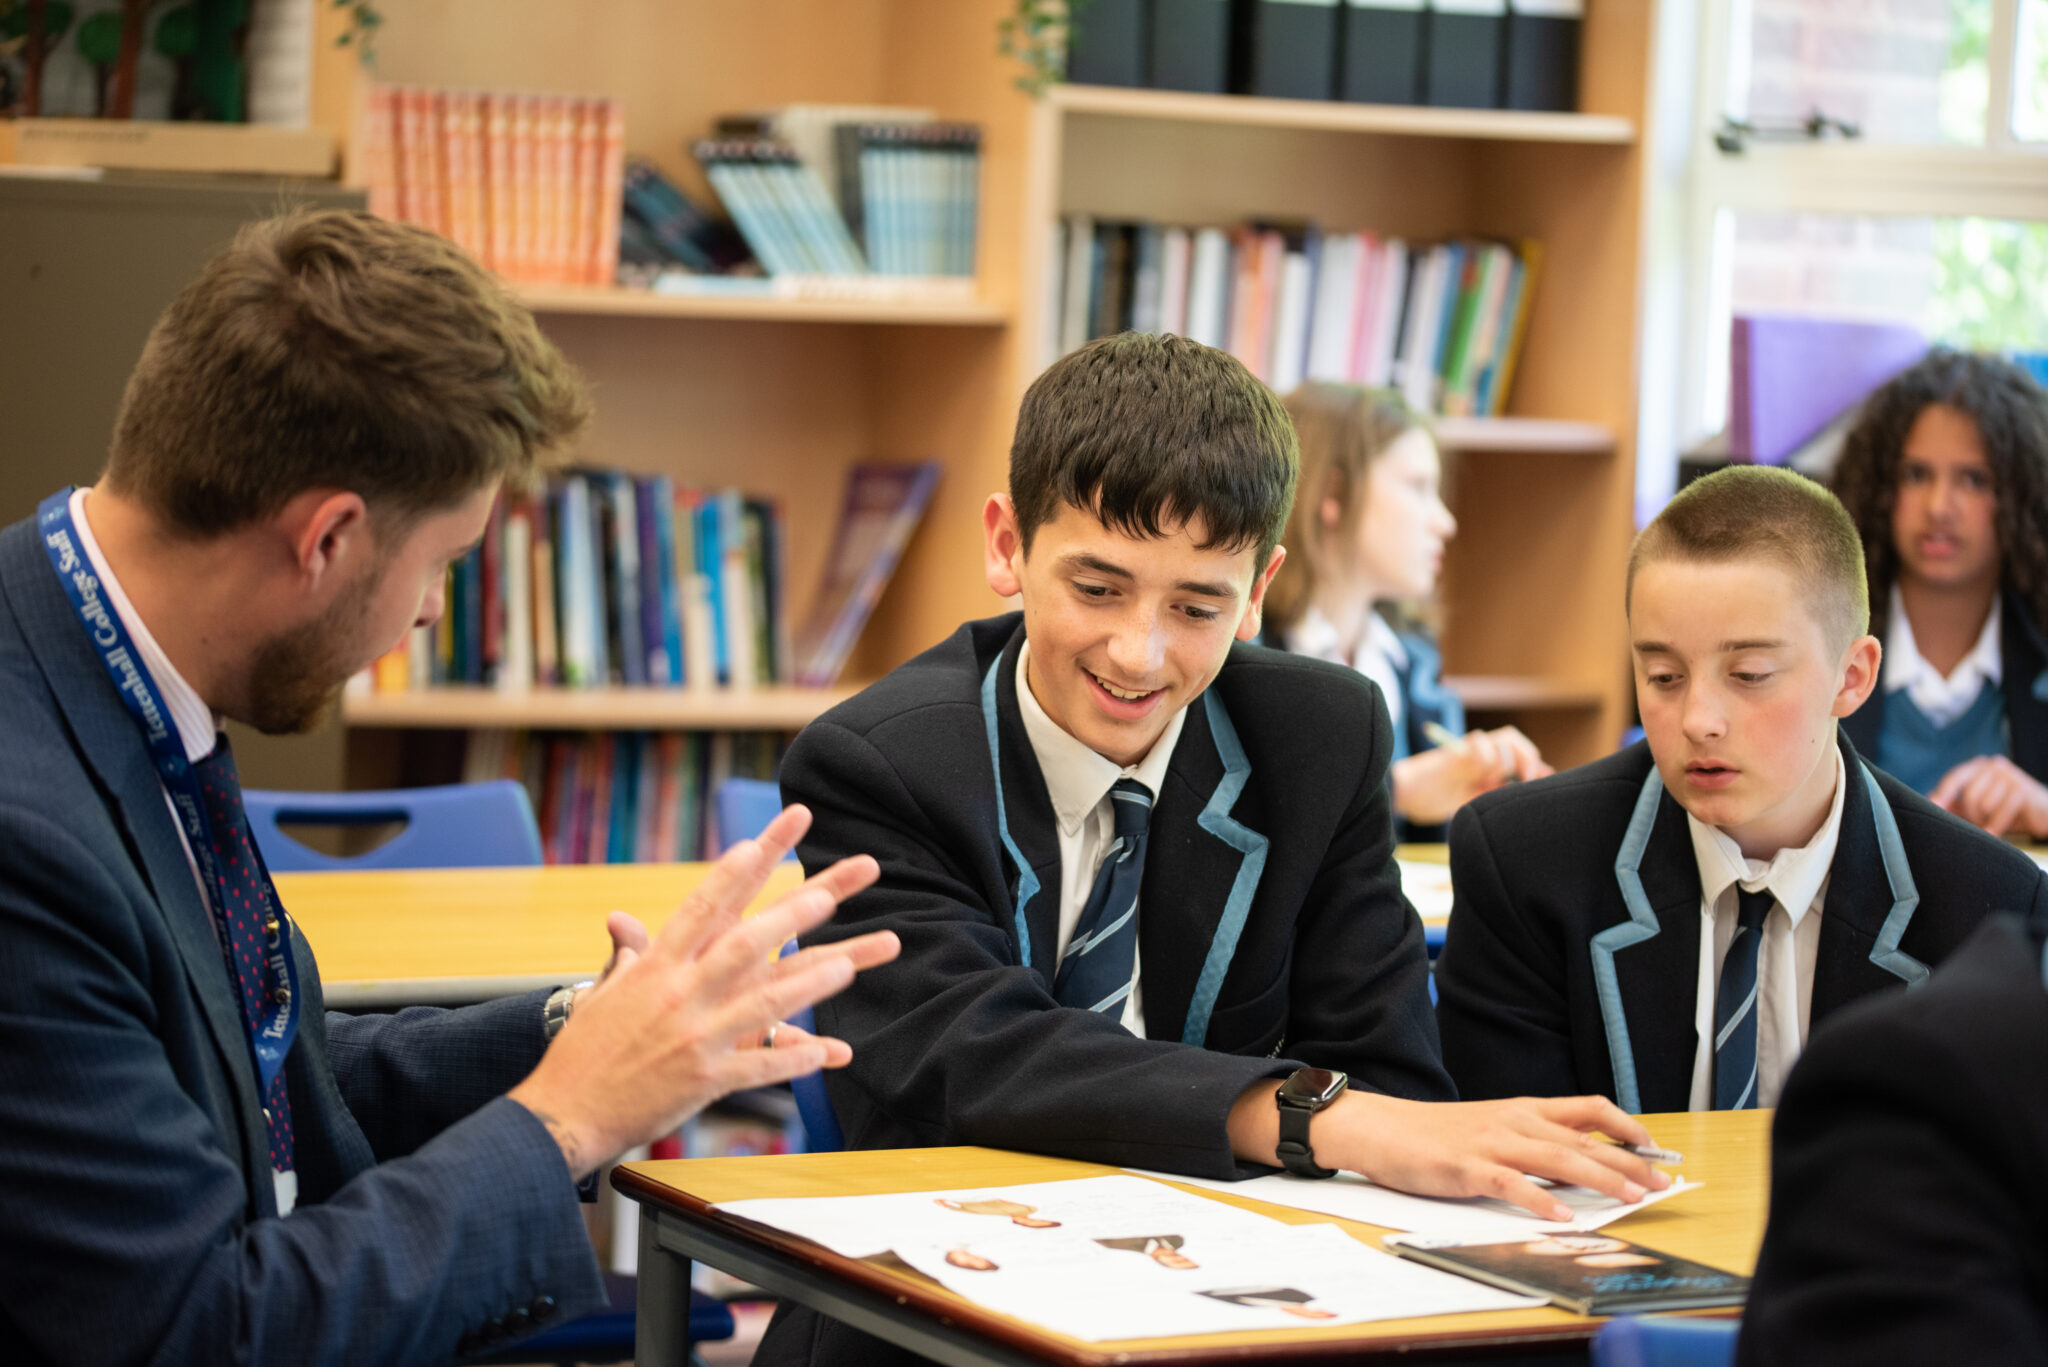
[543,981,594,1042]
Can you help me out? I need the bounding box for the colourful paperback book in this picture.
[1384,1234,1749,1316]
[794,463,943,687]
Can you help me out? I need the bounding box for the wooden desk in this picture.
[275,862,805,1008]
[616,1110,1769,1367]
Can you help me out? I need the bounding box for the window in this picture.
[1639,0,2048,519]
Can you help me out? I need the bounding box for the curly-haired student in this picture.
[1832,348,2048,838]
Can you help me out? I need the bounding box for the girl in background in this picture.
[1833,349,2048,839]
[1265,382,1549,834]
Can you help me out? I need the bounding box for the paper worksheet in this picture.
[1397,858,1455,923]
[1127,1168,1700,1241]
[713,1175,1541,1341]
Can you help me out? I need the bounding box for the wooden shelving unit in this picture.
[1019,12,1654,764]
[343,685,862,732]
[1442,676,1609,711]
[1047,84,1637,145]
[1431,417,1616,457]
[516,283,1009,327]
[357,0,1654,776]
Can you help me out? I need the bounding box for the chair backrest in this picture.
[243,780,544,873]
[717,775,840,1151]
[714,776,796,862]
[774,939,847,1153]
[1591,1316,1741,1367]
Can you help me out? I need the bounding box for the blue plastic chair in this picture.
[714,776,797,862]
[251,781,731,1361]
[243,780,542,872]
[774,939,847,1152]
[473,1272,733,1366]
[715,778,842,1153]
[1591,1316,1741,1367]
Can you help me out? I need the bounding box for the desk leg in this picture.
[636,1206,693,1367]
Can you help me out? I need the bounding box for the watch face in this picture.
[1277,1067,1347,1108]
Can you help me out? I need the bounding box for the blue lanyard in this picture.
[38,489,300,1099]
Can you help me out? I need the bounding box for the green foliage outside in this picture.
[1929,219,2048,353]
[1926,0,2048,354]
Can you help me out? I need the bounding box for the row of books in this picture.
[367,461,943,695]
[1069,0,1581,113]
[1052,218,1540,416]
[463,729,782,865]
[360,82,626,287]
[370,473,793,693]
[613,106,982,285]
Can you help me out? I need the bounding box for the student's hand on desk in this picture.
[1393,727,1554,825]
[1930,754,2048,840]
[507,804,899,1180]
[1228,1084,1668,1221]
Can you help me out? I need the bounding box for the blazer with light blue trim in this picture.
[1433,732,2048,1114]
[781,614,1452,1178]
[0,516,605,1367]
[1736,907,2048,1366]
[1259,620,1464,842]
[1841,588,2048,790]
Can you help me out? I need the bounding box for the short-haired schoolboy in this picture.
[1435,465,2048,1113]
[760,333,1664,1367]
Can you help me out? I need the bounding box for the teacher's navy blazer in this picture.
[1736,908,2048,1366]
[1434,732,2048,1113]
[783,613,1453,1177]
[0,516,605,1367]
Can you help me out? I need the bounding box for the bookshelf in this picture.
[354,0,1653,795]
[514,284,1009,326]
[1045,84,1637,145]
[342,685,861,732]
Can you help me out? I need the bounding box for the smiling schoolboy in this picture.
[761,333,1666,1367]
[1435,465,2048,1113]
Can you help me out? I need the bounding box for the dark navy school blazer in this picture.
[1434,732,2048,1114]
[1738,908,2048,1365]
[782,614,1453,1177]
[0,516,605,1367]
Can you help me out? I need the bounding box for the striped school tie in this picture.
[1053,778,1153,1018]
[1711,886,1774,1111]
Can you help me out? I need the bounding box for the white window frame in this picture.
[1636,0,2048,522]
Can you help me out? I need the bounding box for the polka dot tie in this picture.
[193,734,295,1176]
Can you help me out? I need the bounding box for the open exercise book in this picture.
[713,1174,1550,1341]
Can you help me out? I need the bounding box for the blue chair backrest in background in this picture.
[714,776,796,862]
[243,780,543,872]
[1591,1315,1741,1367]
[714,776,841,1152]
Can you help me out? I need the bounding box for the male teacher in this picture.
[0,209,897,1367]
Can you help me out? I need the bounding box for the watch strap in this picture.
[1275,1101,1338,1179]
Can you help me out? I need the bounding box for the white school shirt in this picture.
[1284,605,1408,734]
[71,488,299,1214]
[1014,642,1188,1037]
[1883,583,2002,729]
[1683,744,1844,1112]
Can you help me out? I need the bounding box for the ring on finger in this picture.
[762,1021,784,1049]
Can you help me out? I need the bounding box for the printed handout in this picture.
[1127,1168,1700,1241]
[713,1175,1542,1341]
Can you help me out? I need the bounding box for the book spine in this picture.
[593,99,627,286]
[362,83,400,220]
[481,92,513,275]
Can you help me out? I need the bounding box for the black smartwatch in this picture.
[1274,1066,1348,1179]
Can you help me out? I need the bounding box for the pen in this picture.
[1613,1140,1684,1164]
